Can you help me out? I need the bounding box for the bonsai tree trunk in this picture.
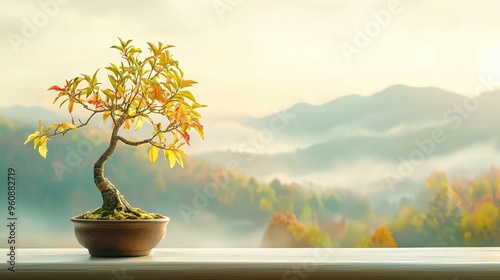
[93,115,137,214]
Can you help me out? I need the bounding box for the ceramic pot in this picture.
[71,216,170,257]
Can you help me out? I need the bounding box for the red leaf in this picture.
[192,122,203,130]
[179,130,190,146]
[88,94,98,106]
[48,85,64,91]
[71,114,75,125]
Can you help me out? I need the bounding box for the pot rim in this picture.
[71,216,170,223]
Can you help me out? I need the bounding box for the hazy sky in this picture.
[2,0,500,118]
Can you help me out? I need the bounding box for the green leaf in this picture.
[91,70,99,86]
[117,86,125,98]
[80,88,89,97]
[83,74,91,83]
[130,47,142,54]
[149,146,158,163]
[110,45,121,51]
[111,63,120,75]
[53,92,67,104]
[108,75,117,88]
[58,98,69,108]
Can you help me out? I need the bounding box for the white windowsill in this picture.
[1,248,499,279]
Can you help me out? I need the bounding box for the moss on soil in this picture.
[75,207,164,220]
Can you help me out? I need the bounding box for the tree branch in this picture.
[116,121,180,148]
[116,136,150,146]
[47,110,100,138]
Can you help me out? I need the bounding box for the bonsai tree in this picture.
[24,38,205,219]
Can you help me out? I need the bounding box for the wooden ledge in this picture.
[1,248,499,279]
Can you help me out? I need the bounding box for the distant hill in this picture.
[242,85,474,141]
[198,85,500,190]
[0,105,65,124]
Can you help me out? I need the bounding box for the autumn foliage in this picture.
[24,38,205,168]
[261,212,331,248]
[390,170,500,247]
[369,225,397,248]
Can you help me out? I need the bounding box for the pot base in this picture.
[89,250,151,257]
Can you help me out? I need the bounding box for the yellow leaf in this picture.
[24,131,40,145]
[147,42,159,56]
[39,120,43,131]
[135,116,144,131]
[62,122,77,129]
[176,90,196,102]
[46,124,58,131]
[103,111,111,122]
[164,150,176,168]
[171,131,179,143]
[177,149,187,157]
[149,146,158,163]
[68,100,74,114]
[117,86,124,98]
[103,88,115,99]
[33,137,40,149]
[158,132,165,143]
[193,124,204,140]
[38,137,48,158]
[124,119,132,130]
[181,79,197,88]
[192,102,207,109]
[174,150,184,168]
[128,106,137,117]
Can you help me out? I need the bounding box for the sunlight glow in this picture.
[479,46,500,86]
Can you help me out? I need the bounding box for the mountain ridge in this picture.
[241,84,496,142]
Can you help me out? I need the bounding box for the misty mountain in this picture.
[198,85,500,189]
[242,85,487,142]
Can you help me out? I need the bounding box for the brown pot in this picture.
[71,216,170,257]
